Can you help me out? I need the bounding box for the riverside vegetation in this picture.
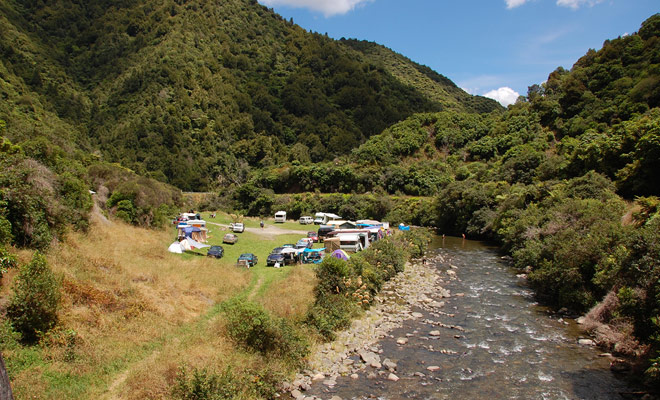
[0,0,659,394]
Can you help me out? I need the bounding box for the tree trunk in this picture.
[0,353,13,400]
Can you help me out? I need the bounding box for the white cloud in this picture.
[483,87,520,107]
[259,0,373,17]
[505,0,528,9]
[556,0,603,10]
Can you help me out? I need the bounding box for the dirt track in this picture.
[207,222,309,239]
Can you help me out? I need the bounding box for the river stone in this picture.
[367,372,377,379]
[426,366,441,372]
[429,330,441,336]
[578,338,595,346]
[291,389,303,399]
[370,361,382,369]
[312,373,325,381]
[387,373,399,382]
[330,397,342,400]
[383,359,397,370]
[359,350,380,365]
[351,373,359,379]
[396,337,408,345]
[412,312,424,318]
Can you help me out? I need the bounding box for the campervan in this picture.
[313,212,341,225]
[337,233,363,253]
[274,211,287,223]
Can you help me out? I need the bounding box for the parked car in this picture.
[307,231,319,242]
[299,216,313,225]
[296,238,313,249]
[231,223,244,233]
[237,253,258,267]
[267,252,285,266]
[271,246,285,254]
[223,233,238,244]
[207,245,224,259]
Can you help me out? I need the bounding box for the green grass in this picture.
[183,212,323,300]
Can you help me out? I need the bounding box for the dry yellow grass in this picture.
[5,217,251,399]
[260,265,317,320]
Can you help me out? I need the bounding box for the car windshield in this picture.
[271,247,284,254]
[210,246,222,251]
[239,254,251,258]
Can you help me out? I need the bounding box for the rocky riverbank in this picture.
[282,253,453,399]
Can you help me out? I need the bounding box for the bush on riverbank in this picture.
[222,299,308,367]
[306,230,431,340]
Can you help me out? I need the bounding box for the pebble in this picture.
[312,373,325,381]
[291,389,303,399]
[429,330,441,336]
[350,374,359,380]
[578,338,595,346]
[426,366,441,372]
[396,338,408,345]
[387,373,400,382]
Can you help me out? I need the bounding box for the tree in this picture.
[6,253,60,342]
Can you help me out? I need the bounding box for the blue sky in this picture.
[257,0,658,106]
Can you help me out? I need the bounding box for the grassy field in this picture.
[1,211,320,399]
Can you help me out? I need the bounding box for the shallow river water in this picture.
[306,236,635,400]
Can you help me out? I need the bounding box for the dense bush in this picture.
[6,253,60,343]
[0,246,17,281]
[172,366,238,400]
[222,299,308,366]
[307,232,430,340]
[90,163,182,228]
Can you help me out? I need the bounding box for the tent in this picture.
[331,249,349,260]
[184,238,210,249]
[302,248,324,264]
[323,237,341,253]
[168,241,183,254]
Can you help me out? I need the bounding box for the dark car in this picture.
[207,245,224,259]
[307,231,319,243]
[271,246,285,255]
[267,253,285,266]
[237,253,258,267]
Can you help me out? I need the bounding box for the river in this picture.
[304,236,636,400]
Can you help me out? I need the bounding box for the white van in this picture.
[274,211,287,223]
[299,216,313,225]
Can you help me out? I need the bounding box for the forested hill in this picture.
[342,39,498,114]
[0,0,500,191]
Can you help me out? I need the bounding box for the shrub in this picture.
[172,366,238,400]
[222,299,307,365]
[306,294,357,340]
[6,252,60,342]
[0,246,17,280]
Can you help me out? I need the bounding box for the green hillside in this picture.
[342,39,500,114]
[0,0,499,191]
